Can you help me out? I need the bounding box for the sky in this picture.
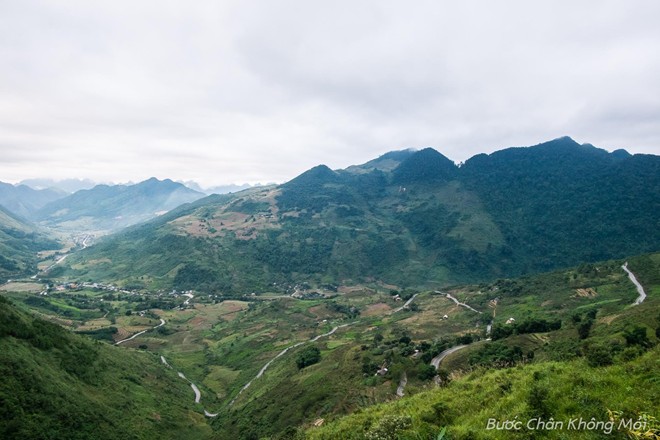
[1,1,659,188]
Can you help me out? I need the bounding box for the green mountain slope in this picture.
[461,137,660,272]
[0,205,59,279]
[59,137,659,292]
[35,178,205,232]
[0,296,213,440]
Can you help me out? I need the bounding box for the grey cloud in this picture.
[0,0,659,186]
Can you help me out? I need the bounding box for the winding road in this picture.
[396,372,408,397]
[392,293,419,313]
[436,292,482,314]
[161,356,218,417]
[114,318,165,345]
[431,344,469,369]
[622,262,647,306]
[230,323,354,406]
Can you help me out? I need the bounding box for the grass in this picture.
[307,347,660,439]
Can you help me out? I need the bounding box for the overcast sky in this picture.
[1,1,659,187]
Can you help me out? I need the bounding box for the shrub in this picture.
[584,344,613,367]
[365,415,412,440]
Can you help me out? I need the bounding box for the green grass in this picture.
[307,347,660,439]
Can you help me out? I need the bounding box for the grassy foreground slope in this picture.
[306,348,659,440]
[305,255,660,440]
[0,296,213,440]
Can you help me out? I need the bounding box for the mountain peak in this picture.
[284,164,338,188]
[392,147,456,184]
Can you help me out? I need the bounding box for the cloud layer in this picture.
[1,0,659,186]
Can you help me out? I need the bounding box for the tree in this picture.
[295,346,321,369]
[623,326,652,348]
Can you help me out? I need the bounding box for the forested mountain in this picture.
[0,181,66,219]
[35,178,205,232]
[0,205,59,279]
[58,137,659,292]
[460,137,659,272]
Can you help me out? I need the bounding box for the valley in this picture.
[2,249,658,439]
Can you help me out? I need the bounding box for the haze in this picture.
[1,0,659,187]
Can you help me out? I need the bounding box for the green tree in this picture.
[296,346,321,369]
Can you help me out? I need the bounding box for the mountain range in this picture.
[57,137,660,292]
[31,177,205,232]
[0,181,66,219]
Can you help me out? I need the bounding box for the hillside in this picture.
[58,137,660,292]
[0,205,59,279]
[35,178,205,232]
[0,296,213,440]
[306,347,659,439]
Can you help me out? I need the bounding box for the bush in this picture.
[584,344,613,367]
[416,364,437,381]
[365,415,412,440]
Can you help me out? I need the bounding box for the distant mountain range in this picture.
[18,178,97,193]
[34,178,205,232]
[58,136,660,291]
[0,182,67,219]
[0,178,259,227]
